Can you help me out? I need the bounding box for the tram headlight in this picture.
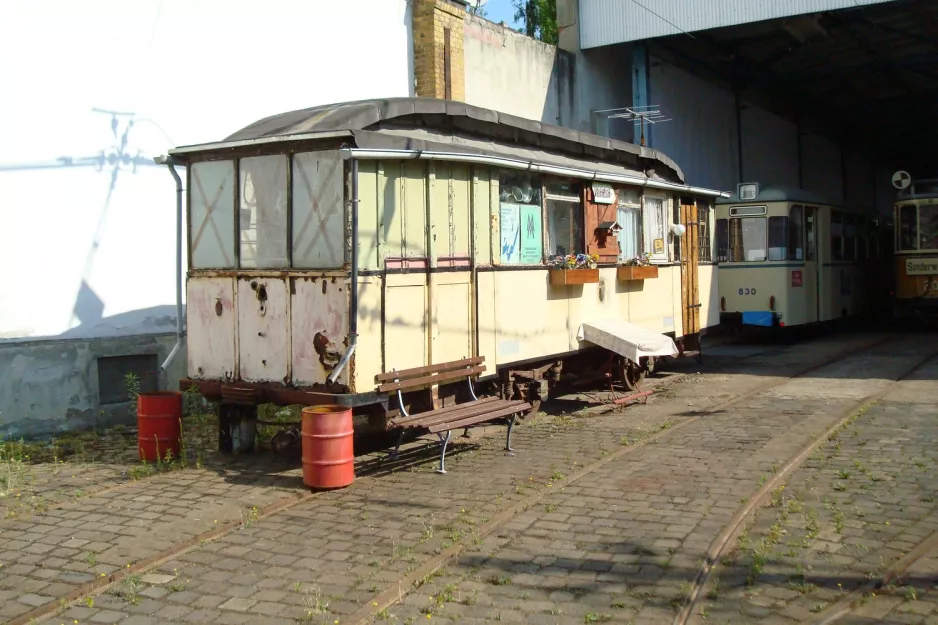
[721,296,726,312]
[770,295,776,311]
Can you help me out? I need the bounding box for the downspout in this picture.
[328,157,359,385]
[154,154,184,375]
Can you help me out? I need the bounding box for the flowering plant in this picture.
[622,252,652,266]
[549,253,599,270]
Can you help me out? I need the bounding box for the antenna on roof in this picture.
[594,105,671,147]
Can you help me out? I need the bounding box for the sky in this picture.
[476,0,521,28]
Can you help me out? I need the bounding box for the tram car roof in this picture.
[895,179,938,202]
[168,97,704,192]
[716,184,834,207]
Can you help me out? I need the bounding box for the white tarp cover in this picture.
[577,319,679,363]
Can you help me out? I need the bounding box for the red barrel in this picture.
[137,392,182,462]
[301,405,354,489]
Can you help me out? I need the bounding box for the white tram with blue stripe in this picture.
[715,183,883,328]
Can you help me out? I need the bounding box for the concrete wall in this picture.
[0,0,413,436]
[0,332,186,439]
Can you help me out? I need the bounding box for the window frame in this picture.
[498,170,544,265]
[544,178,585,259]
[697,202,713,263]
[918,203,938,252]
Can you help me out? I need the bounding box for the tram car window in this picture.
[768,216,787,261]
[643,195,669,261]
[898,205,917,250]
[788,205,804,261]
[697,203,712,263]
[831,210,844,261]
[891,172,938,322]
[545,179,583,257]
[805,207,817,261]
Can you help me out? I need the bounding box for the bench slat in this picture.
[392,396,501,427]
[427,402,532,433]
[394,399,523,430]
[375,357,484,383]
[377,366,485,393]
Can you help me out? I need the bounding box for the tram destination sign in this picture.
[906,258,938,275]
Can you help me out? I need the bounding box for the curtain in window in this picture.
[617,206,640,260]
[644,198,666,258]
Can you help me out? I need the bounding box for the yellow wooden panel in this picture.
[698,265,720,330]
[357,161,380,271]
[451,164,471,257]
[429,162,450,260]
[434,278,473,364]
[492,270,568,364]
[402,160,428,258]
[385,273,428,370]
[472,167,493,265]
[379,162,403,263]
[476,270,497,366]
[353,276,383,391]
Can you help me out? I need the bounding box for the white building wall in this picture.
[740,105,800,188]
[0,0,412,437]
[648,59,738,191]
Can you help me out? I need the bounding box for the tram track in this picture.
[348,333,905,625]
[19,332,903,625]
[673,339,938,625]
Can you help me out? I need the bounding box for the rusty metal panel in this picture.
[292,151,346,268]
[190,161,236,269]
[186,277,235,379]
[291,277,349,386]
[237,277,289,383]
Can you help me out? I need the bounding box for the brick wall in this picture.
[413,0,465,100]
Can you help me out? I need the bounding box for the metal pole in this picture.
[328,157,360,384]
[155,155,184,376]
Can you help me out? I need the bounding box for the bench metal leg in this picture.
[389,430,405,460]
[461,427,471,439]
[505,414,517,452]
[436,430,452,474]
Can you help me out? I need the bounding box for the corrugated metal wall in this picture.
[801,133,844,203]
[740,105,800,188]
[844,151,876,211]
[648,59,738,191]
[579,0,898,49]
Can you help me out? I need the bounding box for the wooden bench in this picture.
[376,357,531,473]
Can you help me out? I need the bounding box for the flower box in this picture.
[617,264,659,281]
[548,268,600,286]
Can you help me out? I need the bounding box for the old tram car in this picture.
[716,183,885,329]
[891,171,938,323]
[160,99,728,456]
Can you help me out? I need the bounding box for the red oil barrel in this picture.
[301,405,354,489]
[137,391,182,462]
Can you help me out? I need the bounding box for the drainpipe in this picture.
[154,154,184,376]
[328,157,359,385]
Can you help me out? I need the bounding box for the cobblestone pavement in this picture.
[1,331,932,625]
[377,335,935,625]
[684,341,938,624]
